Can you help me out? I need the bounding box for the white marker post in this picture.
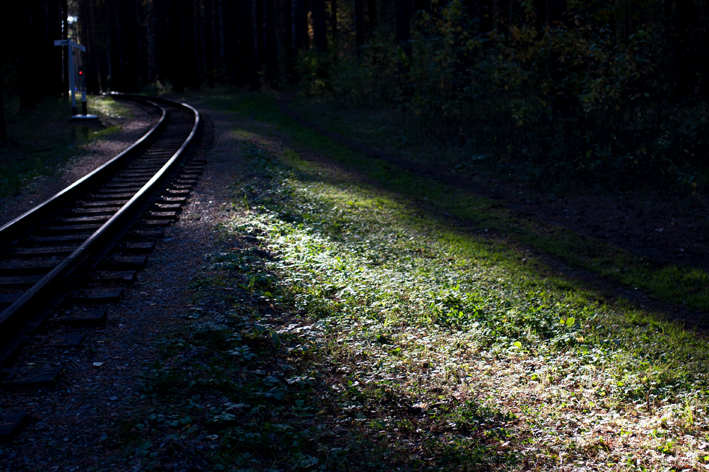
[53,39,97,120]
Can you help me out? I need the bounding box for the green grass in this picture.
[0,95,126,198]
[263,93,709,313]
[115,90,709,470]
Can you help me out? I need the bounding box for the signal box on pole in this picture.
[54,40,98,120]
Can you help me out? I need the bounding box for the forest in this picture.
[1,0,708,190]
[3,1,709,470]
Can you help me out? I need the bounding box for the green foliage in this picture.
[296,48,332,96]
[114,90,709,470]
[213,121,709,469]
[315,0,709,191]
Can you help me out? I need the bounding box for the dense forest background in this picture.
[1,0,708,189]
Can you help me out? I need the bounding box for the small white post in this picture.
[54,40,92,119]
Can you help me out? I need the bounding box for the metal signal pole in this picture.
[53,40,96,120]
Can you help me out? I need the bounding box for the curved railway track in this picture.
[0,96,212,435]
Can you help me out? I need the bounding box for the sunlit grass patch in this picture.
[88,95,134,119]
[204,110,709,469]
[280,94,709,313]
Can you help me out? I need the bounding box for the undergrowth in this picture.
[116,91,709,470]
[213,137,709,470]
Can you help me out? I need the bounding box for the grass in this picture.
[118,90,709,470]
[0,95,128,198]
[285,94,709,313]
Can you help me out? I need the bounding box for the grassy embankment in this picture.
[120,91,709,471]
[0,95,129,198]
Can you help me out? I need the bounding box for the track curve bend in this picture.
[0,96,203,368]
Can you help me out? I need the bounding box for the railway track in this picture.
[0,95,212,437]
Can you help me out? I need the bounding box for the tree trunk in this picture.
[492,0,499,33]
[20,2,36,110]
[168,0,185,92]
[218,0,226,76]
[282,0,296,81]
[0,22,6,145]
[256,0,265,66]
[312,0,328,51]
[184,0,200,89]
[238,0,260,90]
[394,0,410,56]
[222,0,239,84]
[675,0,696,97]
[62,0,69,95]
[367,0,376,34]
[0,78,6,145]
[46,0,65,97]
[354,0,365,52]
[78,0,102,93]
[330,0,337,40]
[265,0,279,84]
[293,0,309,53]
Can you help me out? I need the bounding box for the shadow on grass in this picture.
[129,250,523,471]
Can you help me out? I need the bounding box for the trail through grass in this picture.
[282,96,709,313]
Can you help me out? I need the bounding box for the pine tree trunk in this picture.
[293,0,309,53]
[394,0,410,56]
[331,0,337,40]
[0,38,7,145]
[312,0,328,52]
[238,0,260,90]
[20,2,36,110]
[61,0,69,95]
[367,0,376,34]
[265,0,279,84]
[256,0,265,66]
[354,0,365,52]
[282,0,295,81]
[0,83,6,145]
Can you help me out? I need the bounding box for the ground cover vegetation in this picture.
[2,0,707,468]
[0,95,128,199]
[282,93,709,314]
[110,91,709,470]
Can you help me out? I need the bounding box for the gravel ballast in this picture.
[0,102,237,470]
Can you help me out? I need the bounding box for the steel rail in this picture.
[0,98,200,359]
[0,98,166,249]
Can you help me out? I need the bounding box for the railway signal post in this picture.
[53,39,97,121]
